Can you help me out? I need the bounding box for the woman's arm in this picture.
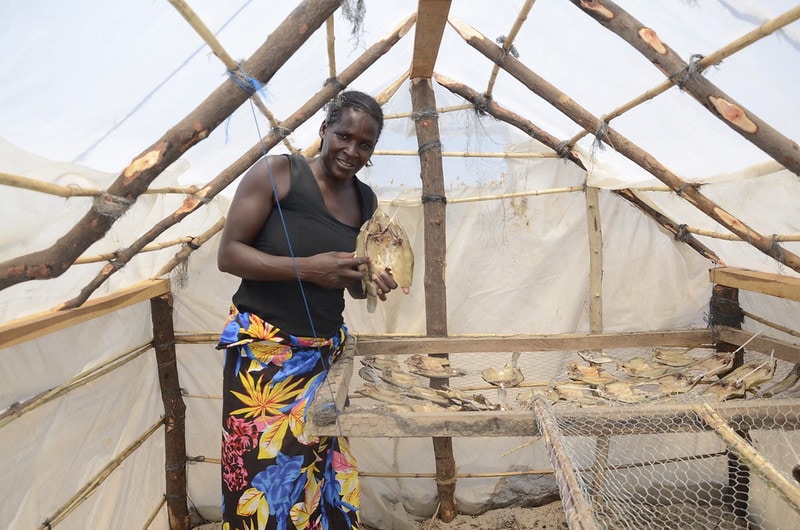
[217,155,369,289]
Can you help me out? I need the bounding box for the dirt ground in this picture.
[193,501,569,529]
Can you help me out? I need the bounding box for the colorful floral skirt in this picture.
[217,308,360,530]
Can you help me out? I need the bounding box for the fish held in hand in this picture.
[355,208,414,313]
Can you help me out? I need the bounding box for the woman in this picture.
[216,91,400,529]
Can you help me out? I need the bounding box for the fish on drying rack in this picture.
[481,351,524,410]
[406,354,467,379]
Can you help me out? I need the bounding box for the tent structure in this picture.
[1,0,799,528]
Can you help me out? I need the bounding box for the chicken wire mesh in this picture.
[344,342,800,528]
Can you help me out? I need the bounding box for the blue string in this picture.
[241,87,347,438]
[227,64,270,100]
[244,99,321,345]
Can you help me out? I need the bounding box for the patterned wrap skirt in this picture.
[217,307,360,530]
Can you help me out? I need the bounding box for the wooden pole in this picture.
[586,186,603,334]
[532,398,600,530]
[433,74,726,266]
[568,0,800,177]
[449,18,800,274]
[410,76,457,522]
[57,14,415,309]
[0,0,342,291]
[709,283,748,518]
[695,403,800,513]
[150,293,190,530]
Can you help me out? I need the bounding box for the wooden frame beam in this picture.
[710,267,800,302]
[411,0,452,78]
[714,326,800,364]
[0,279,170,349]
[353,329,713,356]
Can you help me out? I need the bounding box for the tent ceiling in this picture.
[0,0,799,317]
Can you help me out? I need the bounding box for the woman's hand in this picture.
[368,266,403,301]
[305,251,369,289]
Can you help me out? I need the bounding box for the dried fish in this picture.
[379,367,423,388]
[566,361,616,385]
[356,383,408,405]
[682,352,735,380]
[651,347,699,367]
[617,357,668,379]
[719,357,776,391]
[406,354,467,379]
[403,385,452,407]
[756,363,800,398]
[577,350,617,365]
[702,379,745,401]
[517,387,559,406]
[482,351,525,388]
[633,372,698,398]
[435,387,498,411]
[597,381,650,404]
[410,402,459,413]
[360,355,403,372]
[355,208,414,313]
[553,382,603,406]
[358,366,380,384]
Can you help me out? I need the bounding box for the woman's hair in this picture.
[324,90,384,138]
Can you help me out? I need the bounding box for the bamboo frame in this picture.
[57,15,415,310]
[0,171,203,198]
[0,0,342,291]
[326,16,337,80]
[37,418,164,530]
[432,72,729,267]
[376,149,559,158]
[154,217,225,279]
[562,3,800,160]
[167,0,298,154]
[450,17,800,274]
[384,103,473,120]
[742,310,800,340]
[714,326,800,364]
[141,497,168,530]
[484,0,536,98]
[0,342,152,428]
[73,237,197,265]
[181,458,556,480]
[300,68,412,157]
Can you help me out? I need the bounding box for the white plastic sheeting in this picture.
[1,0,799,528]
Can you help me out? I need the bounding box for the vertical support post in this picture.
[410,76,457,522]
[585,186,603,334]
[150,292,190,530]
[709,284,748,520]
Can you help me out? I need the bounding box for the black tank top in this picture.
[231,154,377,337]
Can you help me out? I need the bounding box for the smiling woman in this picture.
[215,90,407,530]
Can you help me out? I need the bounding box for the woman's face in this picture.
[319,107,380,181]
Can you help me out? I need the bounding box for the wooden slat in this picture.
[353,329,713,356]
[0,279,170,349]
[309,397,800,438]
[710,267,800,302]
[309,336,356,428]
[410,0,452,78]
[715,326,800,364]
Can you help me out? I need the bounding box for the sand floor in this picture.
[193,501,569,529]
